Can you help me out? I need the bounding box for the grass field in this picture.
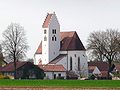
[0,80,120,88]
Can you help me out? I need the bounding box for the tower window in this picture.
[52,29,54,34]
[52,37,54,41]
[70,57,72,70]
[44,29,47,34]
[52,29,56,34]
[55,36,56,41]
[44,36,47,41]
[52,35,57,41]
[54,29,56,34]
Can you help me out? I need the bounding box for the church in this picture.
[34,12,88,79]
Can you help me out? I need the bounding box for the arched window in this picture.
[52,35,57,41]
[52,29,55,34]
[78,57,80,71]
[70,57,72,70]
[44,36,47,41]
[54,29,56,34]
[55,36,56,41]
[52,37,54,41]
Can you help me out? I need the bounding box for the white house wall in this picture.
[56,56,67,70]
[93,67,101,75]
[45,72,66,79]
[34,54,42,65]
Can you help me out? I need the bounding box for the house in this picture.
[0,61,44,79]
[88,61,109,79]
[38,64,66,79]
[88,66,101,75]
[34,12,88,79]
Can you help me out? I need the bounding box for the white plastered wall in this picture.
[44,72,66,79]
[93,67,101,75]
[48,14,60,62]
[67,51,88,77]
[34,54,42,65]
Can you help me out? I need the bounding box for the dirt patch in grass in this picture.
[0,87,120,90]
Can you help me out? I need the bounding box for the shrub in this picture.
[89,74,95,80]
[3,76,10,79]
[0,74,5,79]
[0,74,10,79]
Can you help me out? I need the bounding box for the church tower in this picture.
[42,12,60,64]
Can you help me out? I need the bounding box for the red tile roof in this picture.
[101,71,108,77]
[42,13,53,28]
[35,31,85,54]
[0,61,32,72]
[49,54,67,64]
[36,41,42,54]
[88,61,109,71]
[89,66,96,70]
[60,31,85,51]
[115,64,120,71]
[38,64,66,72]
[88,61,109,77]
[88,66,99,73]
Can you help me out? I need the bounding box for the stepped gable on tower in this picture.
[42,13,53,28]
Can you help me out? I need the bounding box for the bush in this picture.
[89,74,95,80]
[3,76,10,79]
[0,74,5,79]
[0,74,10,79]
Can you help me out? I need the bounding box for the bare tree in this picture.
[2,23,28,79]
[0,44,4,67]
[87,29,120,78]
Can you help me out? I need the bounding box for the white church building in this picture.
[34,12,88,79]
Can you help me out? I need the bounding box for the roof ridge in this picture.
[49,54,67,64]
[60,31,76,33]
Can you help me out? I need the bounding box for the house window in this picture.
[70,57,72,70]
[54,74,56,79]
[44,36,47,41]
[58,73,61,77]
[44,29,47,34]
[78,57,80,71]
[44,73,46,77]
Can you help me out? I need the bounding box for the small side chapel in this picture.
[34,12,88,79]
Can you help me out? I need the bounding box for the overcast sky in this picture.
[0,0,120,59]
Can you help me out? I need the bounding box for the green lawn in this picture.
[0,80,120,88]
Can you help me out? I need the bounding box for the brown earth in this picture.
[0,87,120,90]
